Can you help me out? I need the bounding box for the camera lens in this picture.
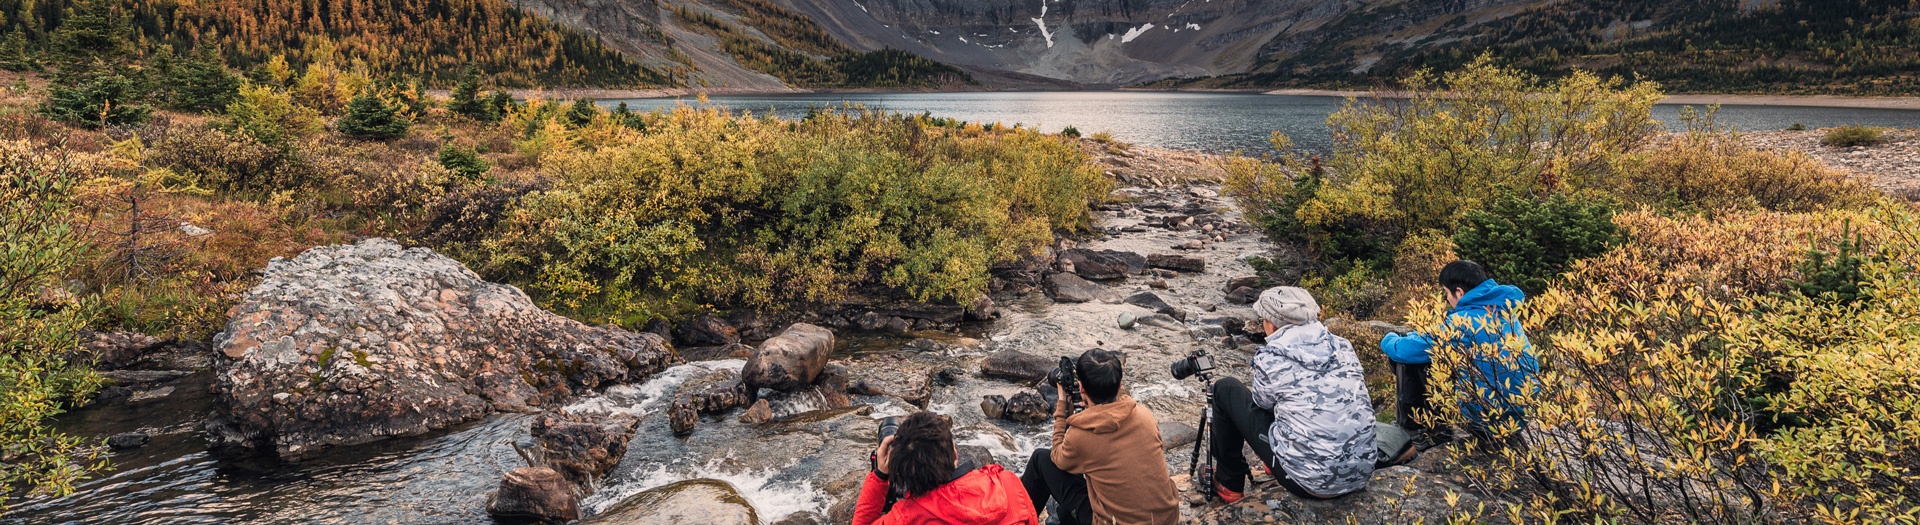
[1170,357,1196,380]
[877,416,901,441]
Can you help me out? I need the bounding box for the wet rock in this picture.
[669,370,755,436]
[1147,253,1206,273]
[967,294,1000,320]
[1058,249,1143,280]
[984,391,1051,423]
[933,367,966,386]
[128,386,175,405]
[1046,272,1109,303]
[107,432,150,450]
[669,400,699,436]
[770,511,830,525]
[1158,422,1198,450]
[855,311,913,333]
[739,399,773,424]
[77,331,171,370]
[98,369,192,384]
[673,315,740,348]
[207,239,674,459]
[957,445,996,471]
[1226,286,1261,305]
[485,467,580,524]
[582,479,757,525]
[527,413,639,488]
[762,365,853,417]
[847,357,936,407]
[679,343,753,362]
[980,350,1054,383]
[742,323,836,392]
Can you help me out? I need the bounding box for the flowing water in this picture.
[604,91,1920,153]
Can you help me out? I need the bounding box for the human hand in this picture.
[875,435,895,475]
[1055,384,1071,413]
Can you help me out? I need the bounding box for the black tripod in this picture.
[1185,369,1217,503]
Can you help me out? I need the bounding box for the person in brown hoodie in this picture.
[1020,348,1181,525]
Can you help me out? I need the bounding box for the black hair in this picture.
[1076,348,1123,405]
[888,411,955,496]
[1439,260,1491,293]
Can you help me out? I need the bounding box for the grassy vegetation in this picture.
[1226,59,1914,522]
[1822,125,1888,147]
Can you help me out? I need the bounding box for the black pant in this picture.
[1207,377,1326,499]
[1021,449,1092,525]
[1393,361,1434,432]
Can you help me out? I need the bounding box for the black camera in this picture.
[1044,356,1081,407]
[1170,350,1215,380]
[877,416,901,441]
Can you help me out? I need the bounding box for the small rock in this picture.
[680,343,753,362]
[1045,272,1109,303]
[1149,279,1169,289]
[1057,249,1142,280]
[980,350,1055,382]
[980,395,1008,419]
[1190,325,1227,339]
[1226,286,1261,305]
[528,413,640,488]
[674,315,741,348]
[1158,422,1198,450]
[1147,253,1205,273]
[1225,276,1261,294]
[1118,312,1138,330]
[128,386,175,405]
[1124,292,1184,320]
[933,368,965,386]
[485,467,580,523]
[107,432,151,450]
[991,391,1050,423]
[1135,314,1182,330]
[739,399,773,424]
[1173,240,1204,251]
[1364,320,1415,336]
[179,223,213,237]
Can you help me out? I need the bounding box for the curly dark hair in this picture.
[888,411,956,496]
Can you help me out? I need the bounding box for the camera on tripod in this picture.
[1170,349,1215,380]
[1044,356,1082,412]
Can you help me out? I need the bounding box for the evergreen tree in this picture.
[564,98,598,128]
[40,71,152,128]
[336,94,410,141]
[437,143,490,180]
[165,48,242,112]
[483,91,514,122]
[447,64,484,119]
[1,29,36,71]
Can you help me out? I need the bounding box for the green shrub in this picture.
[447,64,486,119]
[437,143,490,180]
[1821,125,1885,147]
[480,106,1109,323]
[484,91,515,123]
[1787,122,1807,131]
[336,94,410,140]
[1789,222,1871,305]
[564,98,598,128]
[1452,191,1620,295]
[160,48,242,112]
[218,83,322,150]
[1060,126,1081,138]
[39,72,152,129]
[0,140,106,505]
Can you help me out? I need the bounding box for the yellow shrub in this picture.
[1629,115,1875,212]
[1568,207,1889,299]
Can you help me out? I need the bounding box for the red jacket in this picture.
[851,464,1039,525]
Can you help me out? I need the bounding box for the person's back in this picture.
[855,412,1038,525]
[1051,393,1179,524]
[1251,320,1378,496]
[869,463,1035,525]
[1380,260,1540,432]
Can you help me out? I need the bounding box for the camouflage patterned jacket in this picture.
[1250,321,1379,496]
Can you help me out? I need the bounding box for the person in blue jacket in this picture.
[1380,260,1539,444]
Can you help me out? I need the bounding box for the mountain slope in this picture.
[0,0,668,87]
[1209,0,1920,95]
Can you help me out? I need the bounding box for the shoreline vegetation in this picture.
[480,85,1920,111]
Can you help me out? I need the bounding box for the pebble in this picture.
[1118,312,1139,329]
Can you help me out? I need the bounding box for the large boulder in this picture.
[980,350,1056,383]
[581,478,758,525]
[485,467,580,524]
[741,323,835,392]
[669,369,756,436]
[673,315,740,348]
[206,239,675,458]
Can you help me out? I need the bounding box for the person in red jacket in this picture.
[853,411,1039,525]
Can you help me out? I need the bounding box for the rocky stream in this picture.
[6,165,1483,524]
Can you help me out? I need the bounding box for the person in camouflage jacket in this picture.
[1206,287,1379,501]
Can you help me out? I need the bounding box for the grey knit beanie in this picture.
[1253,286,1321,327]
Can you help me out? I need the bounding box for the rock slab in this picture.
[485,467,580,523]
[206,239,675,458]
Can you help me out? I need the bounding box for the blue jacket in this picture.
[1379,279,1539,425]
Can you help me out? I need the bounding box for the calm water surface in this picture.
[607,91,1920,153]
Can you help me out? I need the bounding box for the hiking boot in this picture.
[1213,481,1245,504]
[1414,428,1453,451]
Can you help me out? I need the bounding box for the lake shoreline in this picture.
[1261,88,1920,110]
[500,85,1920,111]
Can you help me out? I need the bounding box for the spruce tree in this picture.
[564,98,598,128]
[483,91,514,122]
[336,94,410,140]
[166,48,243,112]
[448,64,484,118]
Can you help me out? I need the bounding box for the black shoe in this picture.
[1413,428,1453,451]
